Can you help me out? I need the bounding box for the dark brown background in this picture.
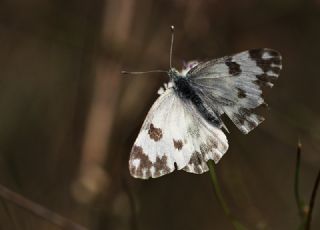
[0,0,319,229]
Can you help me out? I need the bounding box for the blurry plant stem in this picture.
[305,169,320,230]
[295,140,320,230]
[0,199,20,229]
[122,177,139,230]
[207,160,247,230]
[295,141,306,223]
[0,184,87,230]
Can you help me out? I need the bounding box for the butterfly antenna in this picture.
[169,25,175,68]
[121,70,167,75]
[121,25,175,76]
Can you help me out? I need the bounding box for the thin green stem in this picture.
[207,160,247,230]
[207,160,230,215]
[294,140,305,219]
[305,169,320,230]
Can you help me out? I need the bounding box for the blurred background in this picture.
[0,0,320,229]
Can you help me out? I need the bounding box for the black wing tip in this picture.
[247,48,282,88]
[249,48,282,60]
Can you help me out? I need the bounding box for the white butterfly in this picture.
[124,26,282,179]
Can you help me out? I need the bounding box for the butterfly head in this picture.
[168,68,180,81]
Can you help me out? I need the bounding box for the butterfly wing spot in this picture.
[153,155,171,177]
[200,138,218,152]
[191,152,202,164]
[148,123,163,141]
[200,137,225,162]
[230,108,265,134]
[261,49,281,60]
[129,145,172,178]
[225,57,241,76]
[173,139,183,150]
[183,151,209,174]
[237,88,247,98]
[183,131,227,174]
[129,145,153,178]
[255,74,276,87]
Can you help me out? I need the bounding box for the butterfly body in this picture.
[128,48,282,179]
[170,68,223,128]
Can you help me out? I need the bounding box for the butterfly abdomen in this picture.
[174,77,221,127]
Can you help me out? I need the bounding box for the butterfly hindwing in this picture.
[129,88,228,179]
[187,49,282,134]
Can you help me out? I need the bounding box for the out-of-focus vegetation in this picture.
[0,0,320,229]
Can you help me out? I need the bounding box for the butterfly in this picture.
[123,26,282,179]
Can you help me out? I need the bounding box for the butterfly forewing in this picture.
[187,48,282,134]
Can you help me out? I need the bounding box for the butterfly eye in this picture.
[186,61,199,69]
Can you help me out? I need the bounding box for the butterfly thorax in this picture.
[168,68,196,100]
[168,68,180,80]
[168,68,222,128]
[174,76,200,103]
